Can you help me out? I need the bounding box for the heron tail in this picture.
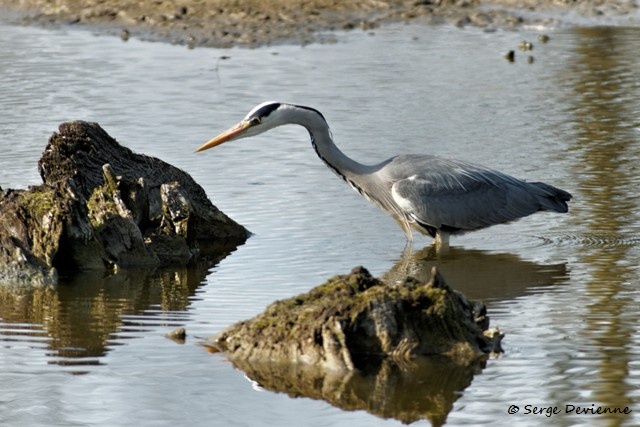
[531,182,572,213]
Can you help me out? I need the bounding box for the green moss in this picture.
[233,267,453,343]
[86,186,118,229]
[14,187,65,266]
[17,187,57,218]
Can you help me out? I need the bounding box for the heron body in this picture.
[196,102,572,246]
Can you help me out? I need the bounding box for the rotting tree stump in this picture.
[213,266,503,371]
[0,121,249,287]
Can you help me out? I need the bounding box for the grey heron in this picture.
[196,102,572,247]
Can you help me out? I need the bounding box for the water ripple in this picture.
[1,21,640,427]
[542,233,640,247]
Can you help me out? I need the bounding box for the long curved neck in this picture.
[280,104,398,220]
[286,105,367,180]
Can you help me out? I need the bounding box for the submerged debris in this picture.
[504,49,515,62]
[166,327,187,343]
[518,40,533,51]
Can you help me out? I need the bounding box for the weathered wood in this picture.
[0,121,249,286]
[213,266,503,371]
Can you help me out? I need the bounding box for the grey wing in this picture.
[387,156,544,232]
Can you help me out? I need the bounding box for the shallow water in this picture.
[1,19,640,426]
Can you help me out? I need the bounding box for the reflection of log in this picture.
[0,265,213,364]
[0,121,249,286]
[230,355,480,426]
[214,267,502,372]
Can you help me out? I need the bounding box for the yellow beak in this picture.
[195,120,251,152]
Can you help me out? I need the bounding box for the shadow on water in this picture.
[562,26,640,422]
[0,254,229,370]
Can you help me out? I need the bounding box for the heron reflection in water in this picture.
[196,102,572,248]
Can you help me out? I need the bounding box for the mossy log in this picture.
[0,121,249,286]
[213,266,503,371]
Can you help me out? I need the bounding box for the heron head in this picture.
[196,101,284,152]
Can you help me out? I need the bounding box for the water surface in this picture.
[1,19,640,426]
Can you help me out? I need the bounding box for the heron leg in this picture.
[434,231,450,252]
[401,240,414,259]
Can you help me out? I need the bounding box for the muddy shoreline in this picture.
[1,1,638,48]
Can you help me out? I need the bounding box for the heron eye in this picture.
[250,117,261,126]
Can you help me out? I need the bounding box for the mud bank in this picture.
[1,0,638,48]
